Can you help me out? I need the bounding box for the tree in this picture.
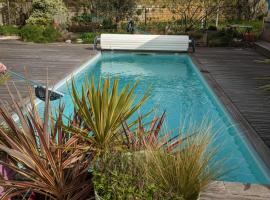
[167,0,225,32]
[0,0,30,25]
[27,0,68,25]
[224,0,267,20]
[94,0,136,27]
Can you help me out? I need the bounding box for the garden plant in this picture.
[0,78,223,199]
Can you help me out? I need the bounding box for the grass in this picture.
[141,126,222,200]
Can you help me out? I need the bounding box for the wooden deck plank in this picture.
[193,47,270,158]
[0,40,97,104]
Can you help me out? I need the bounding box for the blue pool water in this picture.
[41,52,270,184]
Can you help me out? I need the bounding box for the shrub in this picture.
[72,14,92,24]
[208,25,217,31]
[27,0,68,26]
[79,32,100,44]
[0,25,20,36]
[207,28,237,47]
[189,31,204,40]
[102,18,117,29]
[20,24,44,42]
[93,153,159,200]
[43,25,61,42]
[20,24,60,43]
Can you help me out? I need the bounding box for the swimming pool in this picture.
[41,52,270,184]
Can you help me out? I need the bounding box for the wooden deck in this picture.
[0,40,97,104]
[192,47,270,169]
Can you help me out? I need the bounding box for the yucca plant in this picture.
[0,85,93,200]
[142,129,222,200]
[68,77,151,156]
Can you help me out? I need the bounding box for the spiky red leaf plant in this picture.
[122,112,184,153]
[0,85,93,200]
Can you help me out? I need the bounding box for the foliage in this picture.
[0,0,29,26]
[95,0,136,25]
[102,18,117,30]
[20,24,44,42]
[224,0,267,20]
[207,28,237,47]
[72,14,93,24]
[0,25,20,36]
[27,0,68,26]
[43,25,61,42]
[167,0,225,32]
[0,87,93,200]
[20,24,60,43]
[137,21,168,34]
[122,112,183,152]
[0,73,9,86]
[215,19,264,39]
[93,120,220,200]
[142,130,221,200]
[93,152,159,200]
[68,77,150,157]
[79,32,100,43]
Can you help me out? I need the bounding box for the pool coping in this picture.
[190,54,270,173]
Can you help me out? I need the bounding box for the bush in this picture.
[93,153,160,200]
[20,24,60,43]
[43,25,61,42]
[189,31,204,40]
[79,32,99,44]
[0,25,20,36]
[20,25,44,42]
[207,28,237,47]
[72,14,92,24]
[208,25,217,31]
[102,18,117,30]
[27,0,68,26]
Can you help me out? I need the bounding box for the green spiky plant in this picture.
[0,85,93,200]
[68,77,151,156]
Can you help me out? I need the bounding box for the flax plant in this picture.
[122,112,182,152]
[68,77,151,156]
[0,85,93,200]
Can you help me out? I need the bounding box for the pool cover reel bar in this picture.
[7,70,63,101]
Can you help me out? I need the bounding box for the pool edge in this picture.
[190,54,270,174]
[34,52,102,107]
